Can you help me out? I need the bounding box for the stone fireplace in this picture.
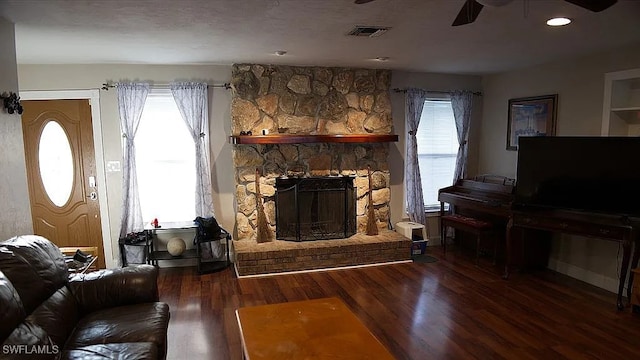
[230,64,411,275]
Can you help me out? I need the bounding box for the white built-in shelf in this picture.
[602,68,640,136]
[610,107,640,124]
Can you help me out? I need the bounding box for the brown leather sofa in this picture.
[0,235,170,359]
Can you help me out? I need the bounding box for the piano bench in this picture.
[441,214,495,265]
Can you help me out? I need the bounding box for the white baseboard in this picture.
[235,260,413,279]
[427,235,442,246]
[547,258,622,294]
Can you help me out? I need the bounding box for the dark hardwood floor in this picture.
[158,251,640,360]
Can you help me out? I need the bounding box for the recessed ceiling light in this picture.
[547,17,571,26]
[274,50,287,56]
[374,56,389,61]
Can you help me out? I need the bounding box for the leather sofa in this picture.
[0,235,170,359]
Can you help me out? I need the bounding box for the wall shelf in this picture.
[229,134,398,145]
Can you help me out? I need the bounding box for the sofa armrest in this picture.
[68,265,159,314]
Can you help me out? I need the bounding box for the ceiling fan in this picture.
[354,0,618,26]
[452,0,618,26]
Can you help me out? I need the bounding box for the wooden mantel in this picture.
[229,134,399,145]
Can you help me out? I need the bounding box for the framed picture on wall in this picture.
[506,94,558,151]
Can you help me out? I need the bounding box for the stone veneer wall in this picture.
[231,64,394,242]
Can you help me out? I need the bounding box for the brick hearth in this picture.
[233,230,411,276]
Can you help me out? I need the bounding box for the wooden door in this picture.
[21,99,105,268]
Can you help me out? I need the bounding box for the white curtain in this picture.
[170,82,214,217]
[451,91,474,182]
[117,82,149,237]
[405,88,428,227]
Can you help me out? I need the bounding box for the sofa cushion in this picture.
[2,321,58,360]
[60,343,158,360]
[66,302,169,356]
[69,265,160,315]
[0,270,25,343]
[27,286,79,347]
[0,235,68,314]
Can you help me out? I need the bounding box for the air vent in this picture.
[347,26,390,37]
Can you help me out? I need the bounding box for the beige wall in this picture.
[19,46,638,290]
[17,64,480,260]
[478,42,640,292]
[389,71,483,239]
[18,64,234,266]
[0,17,32,239]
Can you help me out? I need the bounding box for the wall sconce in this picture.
[1,92,24,115]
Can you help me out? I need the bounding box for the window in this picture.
[416,98,458,210]
[135,90,196,223]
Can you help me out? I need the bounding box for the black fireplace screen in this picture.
[275,176,356,241]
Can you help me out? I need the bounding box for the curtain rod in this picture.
[101,82,231,91]
[393,88,482,96]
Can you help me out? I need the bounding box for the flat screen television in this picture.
[515,136,640,217]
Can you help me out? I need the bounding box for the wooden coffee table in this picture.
[236,297,395,359]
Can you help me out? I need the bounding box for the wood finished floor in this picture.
[158,251,640,360]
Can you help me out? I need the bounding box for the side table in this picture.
[146,221,231,274]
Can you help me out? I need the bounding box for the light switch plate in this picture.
[106,161,121,172]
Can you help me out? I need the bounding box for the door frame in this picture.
[20,89,115,268]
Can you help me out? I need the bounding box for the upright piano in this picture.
[438,175,515,218]
[438,175,515,254]
[439,175,640,310]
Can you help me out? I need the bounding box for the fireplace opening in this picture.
[275,176,356,241]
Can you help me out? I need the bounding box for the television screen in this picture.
[515,136,640,217]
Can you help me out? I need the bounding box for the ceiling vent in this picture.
[347,26,390,37]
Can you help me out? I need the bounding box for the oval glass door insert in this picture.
[39,120,74,207]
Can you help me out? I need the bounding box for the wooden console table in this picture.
[504,209,640,310]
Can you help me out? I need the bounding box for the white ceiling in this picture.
[1,0,639,75]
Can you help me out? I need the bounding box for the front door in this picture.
[21,99,105,268]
